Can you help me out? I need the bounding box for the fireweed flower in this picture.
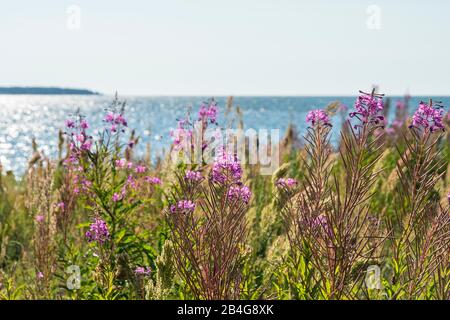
[410,101,445,132]
[115,158,127,168]
[198,101,218,124]
[65,119,75,128]
[227,185,252,204]
[65,115,93,152]
[135,165,146,173]
[145,176,162,185]
[115,158,133,169]
[211,149,242,185]
[134,266,152,276]
[349,92,384,126]
[56,202,65,211]
[170,200,196,213]
[80,119,89,129]
[85,218,110,244]
[104,112,115,123]
[275,178,298,189]
[104,112,128,132]
[306,109,331,127]
[112,193,122,202]
[170,118,193,151]
[185,170,203,182]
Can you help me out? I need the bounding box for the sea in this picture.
[1,95,449,175]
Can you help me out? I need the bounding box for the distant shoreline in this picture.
[0,87,100,95]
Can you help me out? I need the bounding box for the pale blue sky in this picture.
[1,0,449,95]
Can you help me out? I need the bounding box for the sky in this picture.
[1,0,449,96]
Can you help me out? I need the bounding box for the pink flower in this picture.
[126,175,136,189]
[135,165,146,173]
[76,134,85,143]
[227,185,252,204]
[85,218,110,244]
[410,101,445,132]
[80,119,89,129]
[349,92,384,126]
[105,112,127,129]
[276,178,298,189]
[306,109,331,126]
[211,148,242,185]
[37,271,44,280]
[112,193,122,202]
[198,101,218,124]
[104,112,115,123]
[145,176,162,185]
[65,119,75,128]
[115,158,132,170]
[114,114,127,126]
[134,266,152,276]
[185,170,203,182]
[115,158,127,169]
[56,202,65,211]
[35,215,45,223]
[170,200,196,213]
[81,140,92,151]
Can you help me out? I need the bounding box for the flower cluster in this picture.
[306,109,331,126]
[85,218,110,244]
[170,200,196,213]
[104,112,128,133]
[185,170,203,182]
[227,185,252,204]
[275,178,298,189]
[410,101,444,132]
[170,119,193,151]
[65,116,92,152]
[135,165,146,174]
[134,266,152,276]
[198,100,218,124]
[115,158,133,169]
[71,173,92,195]
[211,149,242,185]
[144,176,162,185]
[349,92,384,126]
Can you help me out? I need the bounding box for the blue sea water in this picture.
[1,95,449,175]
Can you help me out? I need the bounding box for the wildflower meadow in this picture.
[0,90,449,300]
